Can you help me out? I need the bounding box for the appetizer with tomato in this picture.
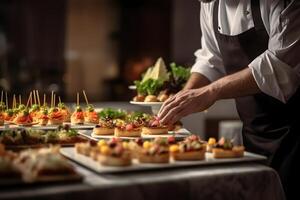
[71,106,85,125]
[142,116,168,135]
[170,135,206,161]
[114,121,142,137]
[13,109,33,126]
[29,104,40,122]
[212,137,245,159]
[138,137,170,163]
[3,109,16,123]
[84,104,99,124]
[48,107,64,125]
[0,111,4,126]
[93,108,126,135]
[58,102,71,122]
[97,138,132,166]
[37,107,49,126]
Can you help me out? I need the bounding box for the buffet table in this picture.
[0,102,285,200]
[0,162,285,200]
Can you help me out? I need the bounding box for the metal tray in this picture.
[60,147,267,174]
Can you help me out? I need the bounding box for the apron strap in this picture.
[213,0,268,34]
[251,0,267,33]
[212,0,220,36]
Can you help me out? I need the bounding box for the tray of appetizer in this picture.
[0,90,100,129]
[87,110,187,140]
[0,144,82,185]
[0,125,88,149]
[131,58,190,104]
[60,135,266,174]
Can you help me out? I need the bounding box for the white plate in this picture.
[78,129,191,141]
[129,101,163,106]
[60,147,267,174]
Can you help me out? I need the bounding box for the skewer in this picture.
[53,93,56,107]
[26,92,32,108]
[19,94,22,105]
[58,96,61,104]
[82,90,89,105]
[36,90,40,106]
[33,90,37,105]
[77,92,79,106]
[5,92,8,109]
[30,92,33,107]
[43,94,46,107]
[1,90,3,103]
[51,91,54,108]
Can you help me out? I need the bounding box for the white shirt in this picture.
[191,0,300,103]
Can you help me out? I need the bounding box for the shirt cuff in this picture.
[191,60,224,82]
[249,50,300,103]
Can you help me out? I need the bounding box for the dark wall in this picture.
[171,0,201,66]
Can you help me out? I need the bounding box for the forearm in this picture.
[184,72,211,90]
[209,67,260,100]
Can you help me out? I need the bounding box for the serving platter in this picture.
[60,147,267,174]
[0,123,95,131]
[78,129,190,141]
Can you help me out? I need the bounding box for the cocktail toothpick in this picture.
[26,92,32,108]
[36,90,40,106]
[43,94,46,107]
[82,90,89,105]
[5,92,8,109]
[33,90,37,105]
[53,93,56,107]
[51,91,54,108]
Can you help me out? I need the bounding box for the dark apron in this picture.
[213,0,300,198]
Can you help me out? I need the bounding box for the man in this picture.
[158,0,300,199]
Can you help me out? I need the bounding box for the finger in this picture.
[160,105,183,125]
[158,95,176,116]
[158,98,181,120]
[168,108,190,125]
[158,90,189,118]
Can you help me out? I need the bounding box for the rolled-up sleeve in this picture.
[191,3,226,82]
[249,0,300,103]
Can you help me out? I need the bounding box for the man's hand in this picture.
[158,86,218,125]
[158,68,260,125]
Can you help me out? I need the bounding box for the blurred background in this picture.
[0,0,201,101]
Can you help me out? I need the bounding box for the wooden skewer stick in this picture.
[53,93,56,107]
[26,92,32,108]
[82,90,89,105]
[58,96,61,104]
[1,90,3,103]
[19,94,22,105]
[43,94,46,107]
[77,92,79,107]
[36,90,40,106]
[5,92,8,109]
[33,90,37,105]
[51,91,54,108]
